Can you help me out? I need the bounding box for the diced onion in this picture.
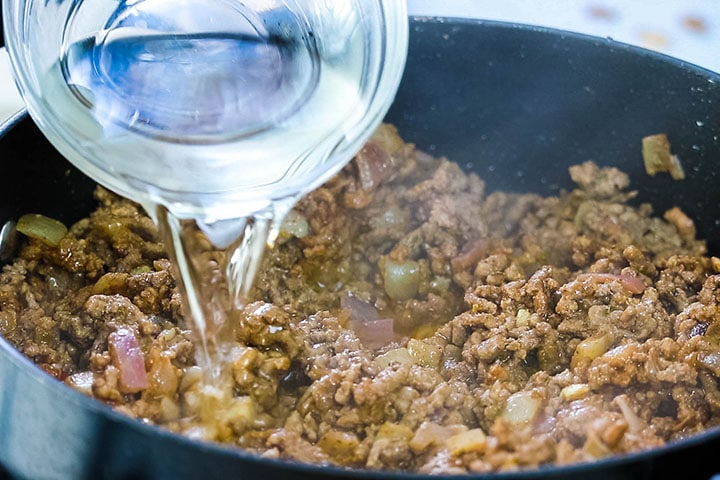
[108,327,148,393]
[642,133,685,180]
[148,352,179,397]
[711,257,720,273]
[560,383,590,401]
[65,371,94,395]
[698,352,720,376]
[429,276,451,294]
[614,395,644,432]
[318,430,361,465]
[279,211,309,239]
[159,396,181,422]
[341,293,379,322]
[382,259,421,301]
[409,422,448,453]
[571,334,612,369]
[502,391,542,425]
[516,309,531,327]
[376,347,414,369]
[350,318,395,349]
[584,430,611,458]
[16,213,67,247]
[576,273,645,294]
[130,265,153,275]
[377,422,413,441]
[342,294,396,348]
[446,428,487,456]
[356,142,394,190]
[180,366,203,392]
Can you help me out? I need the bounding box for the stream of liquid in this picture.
[39,0,369,381]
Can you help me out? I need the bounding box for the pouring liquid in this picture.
[38,0,368,380]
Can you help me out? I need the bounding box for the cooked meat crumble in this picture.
[1,124,719,474]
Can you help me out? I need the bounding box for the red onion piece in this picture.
[356,141,394,191]
[616,275,646,294]
[341,294,380,322]
[341,293,395,348]
[109,327,148,393]
[576,273,645,294]
[350,318,395,349]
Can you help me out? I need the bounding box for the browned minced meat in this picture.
[2,124,720,473]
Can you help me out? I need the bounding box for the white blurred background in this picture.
[1,0,719,121]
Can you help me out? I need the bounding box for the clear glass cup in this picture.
[2,0,408,229]
[3,0,408,376]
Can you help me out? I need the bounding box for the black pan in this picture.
[2,17,720,480]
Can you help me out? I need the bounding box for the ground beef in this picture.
[2,123,720,474]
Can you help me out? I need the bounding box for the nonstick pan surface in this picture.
[1,17,720,480]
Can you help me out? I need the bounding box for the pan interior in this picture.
[1,17,720,480]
